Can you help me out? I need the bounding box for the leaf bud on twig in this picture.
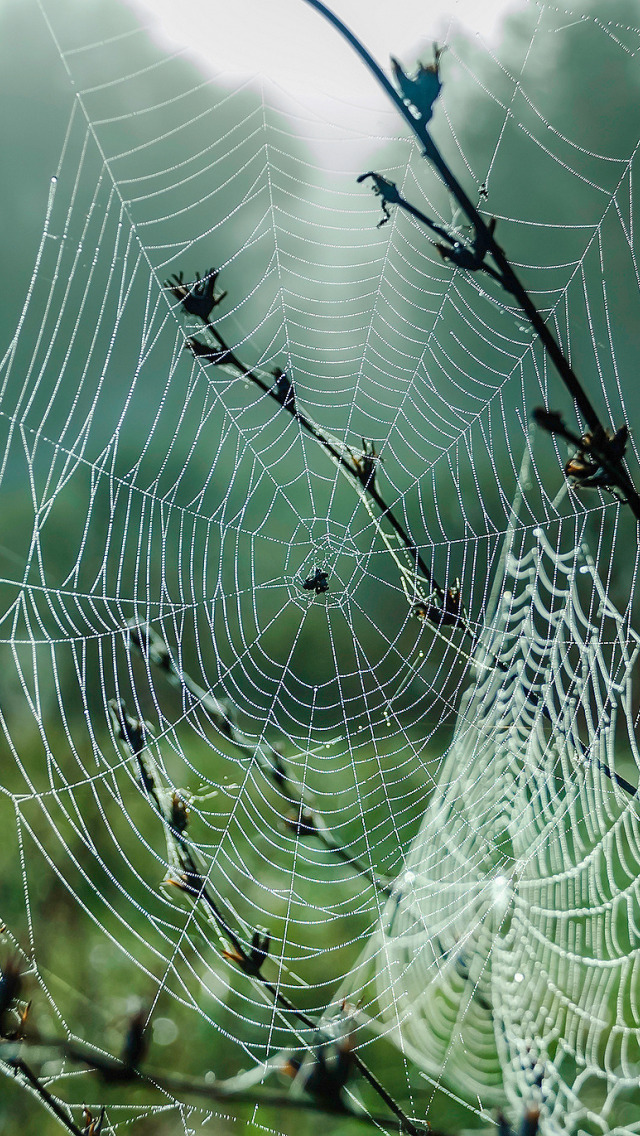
[390,47,443,124]
[165,268,226,321]
[120,1008,148,1070]
[82,1106,105,1136]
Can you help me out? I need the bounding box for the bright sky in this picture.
[124,0,525,109]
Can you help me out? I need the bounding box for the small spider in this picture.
[352,439,382,488]
[565,424,628,502]
[184,336,230,366]
[271,367,296,412]
[303,569,329,596]
[391,45,444,124]
[165,268,227,321]
[413,579,466,628]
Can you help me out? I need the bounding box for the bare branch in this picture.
[5,1059,85,1136]
[303,0,640,521]
[108,698,426,1135]
[1,1035,440,1136]
[126,624,394,895]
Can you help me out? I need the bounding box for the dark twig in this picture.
[126,623,393,894]
[357,173,504,287]
[109,698,423,1135]
[303,0,640,521]
[110,698,254,959]
[8,1059,85,1136]
[1,959,87,1134]
[168,270,494,655]
[0,1036,439,1136]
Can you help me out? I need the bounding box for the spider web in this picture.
[1,1,640,1133]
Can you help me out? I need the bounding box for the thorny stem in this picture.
[302,0,640,522]
[173,277,494,659]
[8,1059,85,1136]
[109,699,423,1136]
[300,0,639,801]
[110,699,248,961]
[127,623,393,895]
[171,276,491,643]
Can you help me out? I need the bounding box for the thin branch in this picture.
[303,0,640,521]
[110,699,246,958]
[167,269,496,662]
[109,699,424,1136]
[174,281,438,600]
[7,1058,85,1136]
[533,409,629,502]
[126,623,394,895]
[1,1037,442,1136]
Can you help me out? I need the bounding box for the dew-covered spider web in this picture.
[2,1,640,1134]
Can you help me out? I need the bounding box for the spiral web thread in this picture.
[1,1,640,1133]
